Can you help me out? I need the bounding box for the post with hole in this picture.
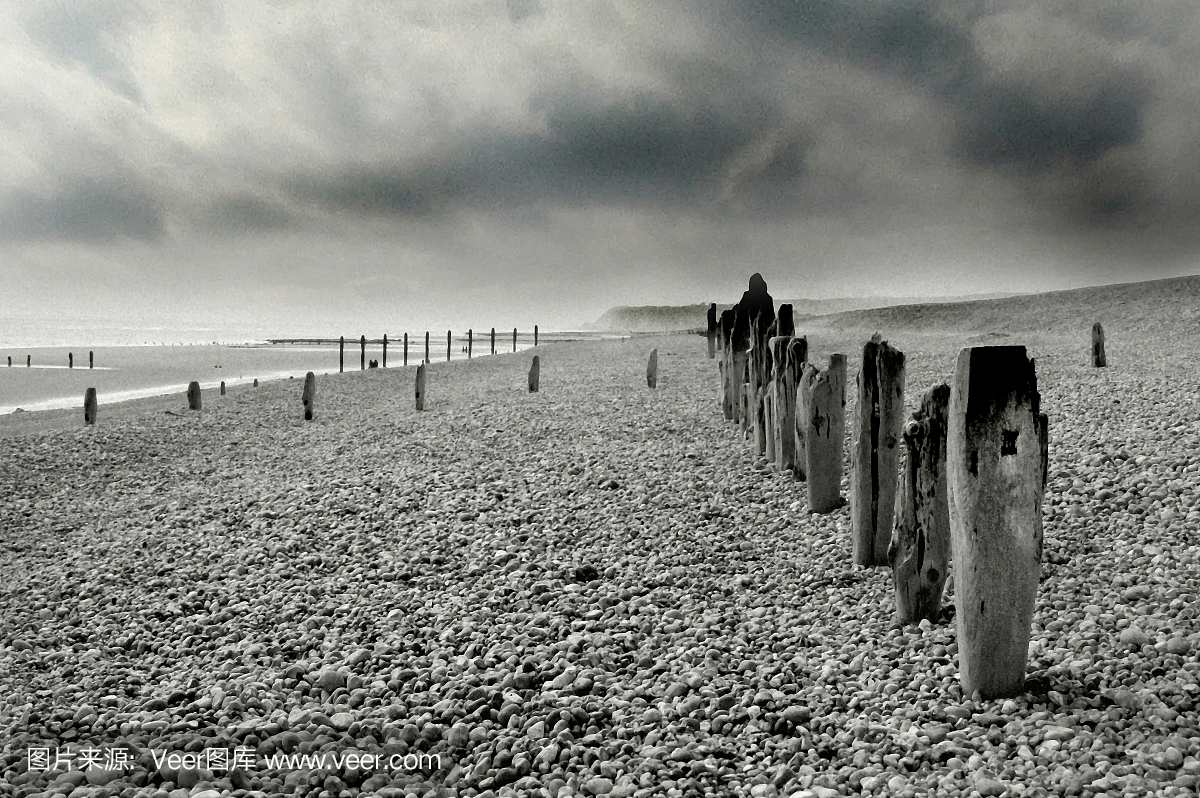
[302,372,317,421]
[851,336,906,566]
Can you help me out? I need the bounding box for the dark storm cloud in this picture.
[0,176,163,242]
[202,195,295,235]
[24,0,144,103]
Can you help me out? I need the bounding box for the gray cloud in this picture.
[0,176,163,242]
[24,0,144,103]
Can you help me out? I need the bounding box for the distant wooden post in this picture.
[513,328,517,352]
[707,303,717,359]
[27,355,31,367]
[253,379,258,388]
[339,336,345,373]
[647,349,658,389]
[490,327,495,355]
[360,335,366,370]
[806,355,847,512]
[777,304,795,338]
[220,381,226,396]
[69,352,73,369]
[889,383,950,624]
[851,338,906,566]
[415,363,426,410]
[534,325,539,346]
[403,333,409,366]
[949,346,1048,699]
[424,331,430,364]
[447,330,451,362]
[302,372,317,420]
[187,381,202,411]
[383,334,388,368]
[84,388,97,425]
[529,355,540,392]
[89,350,94,369]
[7,356,10,367]
[1091,322,1106,367]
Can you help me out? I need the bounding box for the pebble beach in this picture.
[2,325,1199,798]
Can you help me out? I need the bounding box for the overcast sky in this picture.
[3,0,1199,335]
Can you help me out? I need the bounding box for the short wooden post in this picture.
[468,329,473,358]
[302,372,317,420]
[415,363,426,410]
[339,336,345,373]
[491,328,495,355]
[851,338,906,566]
[89,350,94,369]
[647,348,658,388]
[777,304,795,337]
[7,356,11,367]
[806,355,847,512]
[794,363,819,481]
[84,388,97,425]
[253,379,258,387]
[220,381,225,396]
[707,303,717,359]
[424,331,430,364]
[27,355,31,367]
[187,381,202,411]
[889,383,950,624]
[949,346,1048,699]
[513,328,517,352]
[1091,322,1106,367]
[360,335,366,370]
[529,355,540,392]
[383,334,388,368]
[534,325,539,346]
[69,352,73,369]
[447,330,451,362]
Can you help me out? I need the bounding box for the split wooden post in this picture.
[707,303,717,359]
[383,334,388,368]
[534,325,539,346]
[404,333,409,366]
[948,346,1048,699]
[69,352,73,369]
[447,330,452,362]
[84,388,97,426]
[491,328,495,355]
[775,336,805,471]
[889,383,951,624]
[89,351,94,369]
[1091,322,1106,367]
[220,381,226,396]
[807,354,847,512]
[647,348,658,389]
[529,355,540,392]
[187,381,202,411]
[339,336,345,373]
[851,337,906,566]
[424,331,430,364]
[415,363,427,410]
[468,329,473,358]
[360,335,366,370]
[302,372,317,421]
[794,363,819,481]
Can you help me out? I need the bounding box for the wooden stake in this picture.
[253,379,258,388]
[528,355,540,393]
[647,348,658,389]
[807,354,847,512]
[302,372,317,421]
[949,346,1047,699]
[424,331,430,364]
[383,334,388,368]
[69,352,73,369]
[468,329,473,358]
[84,388,97,425]
[513,328,517,352]
[415,363,426,410]
[404,333,409,367]
[447,330,451,362]
[851,339,906,566]
[187,381,202,411]
[491,327,495,355]
[220,381,225,396]
[889,382,950,624]
[1091,322,1106,367]
[794,363,819,481]
[89,351,93,369]
[360,335,366,370]
[339,336,345,373]
[707,303,717,359]
[534,325,539,346]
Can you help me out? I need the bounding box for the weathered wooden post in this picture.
[220,381,226,396]
[534,325,539,346]
[69,352,73,369]
[949,346,1048,699]
[302,372,317,420]
[6,356,10,367]
[768,337,792,469]
[851,337,906,566]
[529,355,540,392]
[806,355,847,512]
[707,303,717,359]
[424,331,430,364]
[647,349,658,389]
[491,328,495,355]
[720,309,737,420]
[750,315,774,455]
[513,328,517,352]
[360,335,366,370]
[447,330,452,362]
[89,351,94,369]
[794,362,819,481]
[383,334,388,368]
[889,383,950,624]
[468,329,473,358]
[339,336,345,373]
[404,333,409,366]
[780,336,807,471]
[84,388,97,426]
[1091,322,1106,367]
[187,381,202,411]
[415,363,427,410]
[777,304,795,337]
[253,379,258,388]
[27,355,31,367]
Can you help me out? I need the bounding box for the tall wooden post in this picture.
[528,356,540,392]
[302,372,317,420]
[807,354,847,511]
[647,349,658,389]
[69,352,73,369]
[404,333,409,367]
[720,309,737,420]
[415,363,426,410]
[750,315,774,455]
[468,329,473,358]
[707,303,717,359]
[491,328,495,355]
[89,351,94,369]
[360,335,366,370]
[775,336,805,471]
[447,330,452,362]
[26,355,31,367]
[187,381,202,411]
[383,334,388,368]
[513,328,517,352]
[424,332,430,364]
[949,346,1048,699]
[6,356,10,367]
[339,336,345,373]
[84,388,97,426]
[1091,322,1106,367]
[534,325,539,346]
[889,383,950,624]
[851,338,906,566]
[220,381,225,396]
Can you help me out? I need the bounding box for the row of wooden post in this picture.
[337,327,538,373]
[713,276,1052,698]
